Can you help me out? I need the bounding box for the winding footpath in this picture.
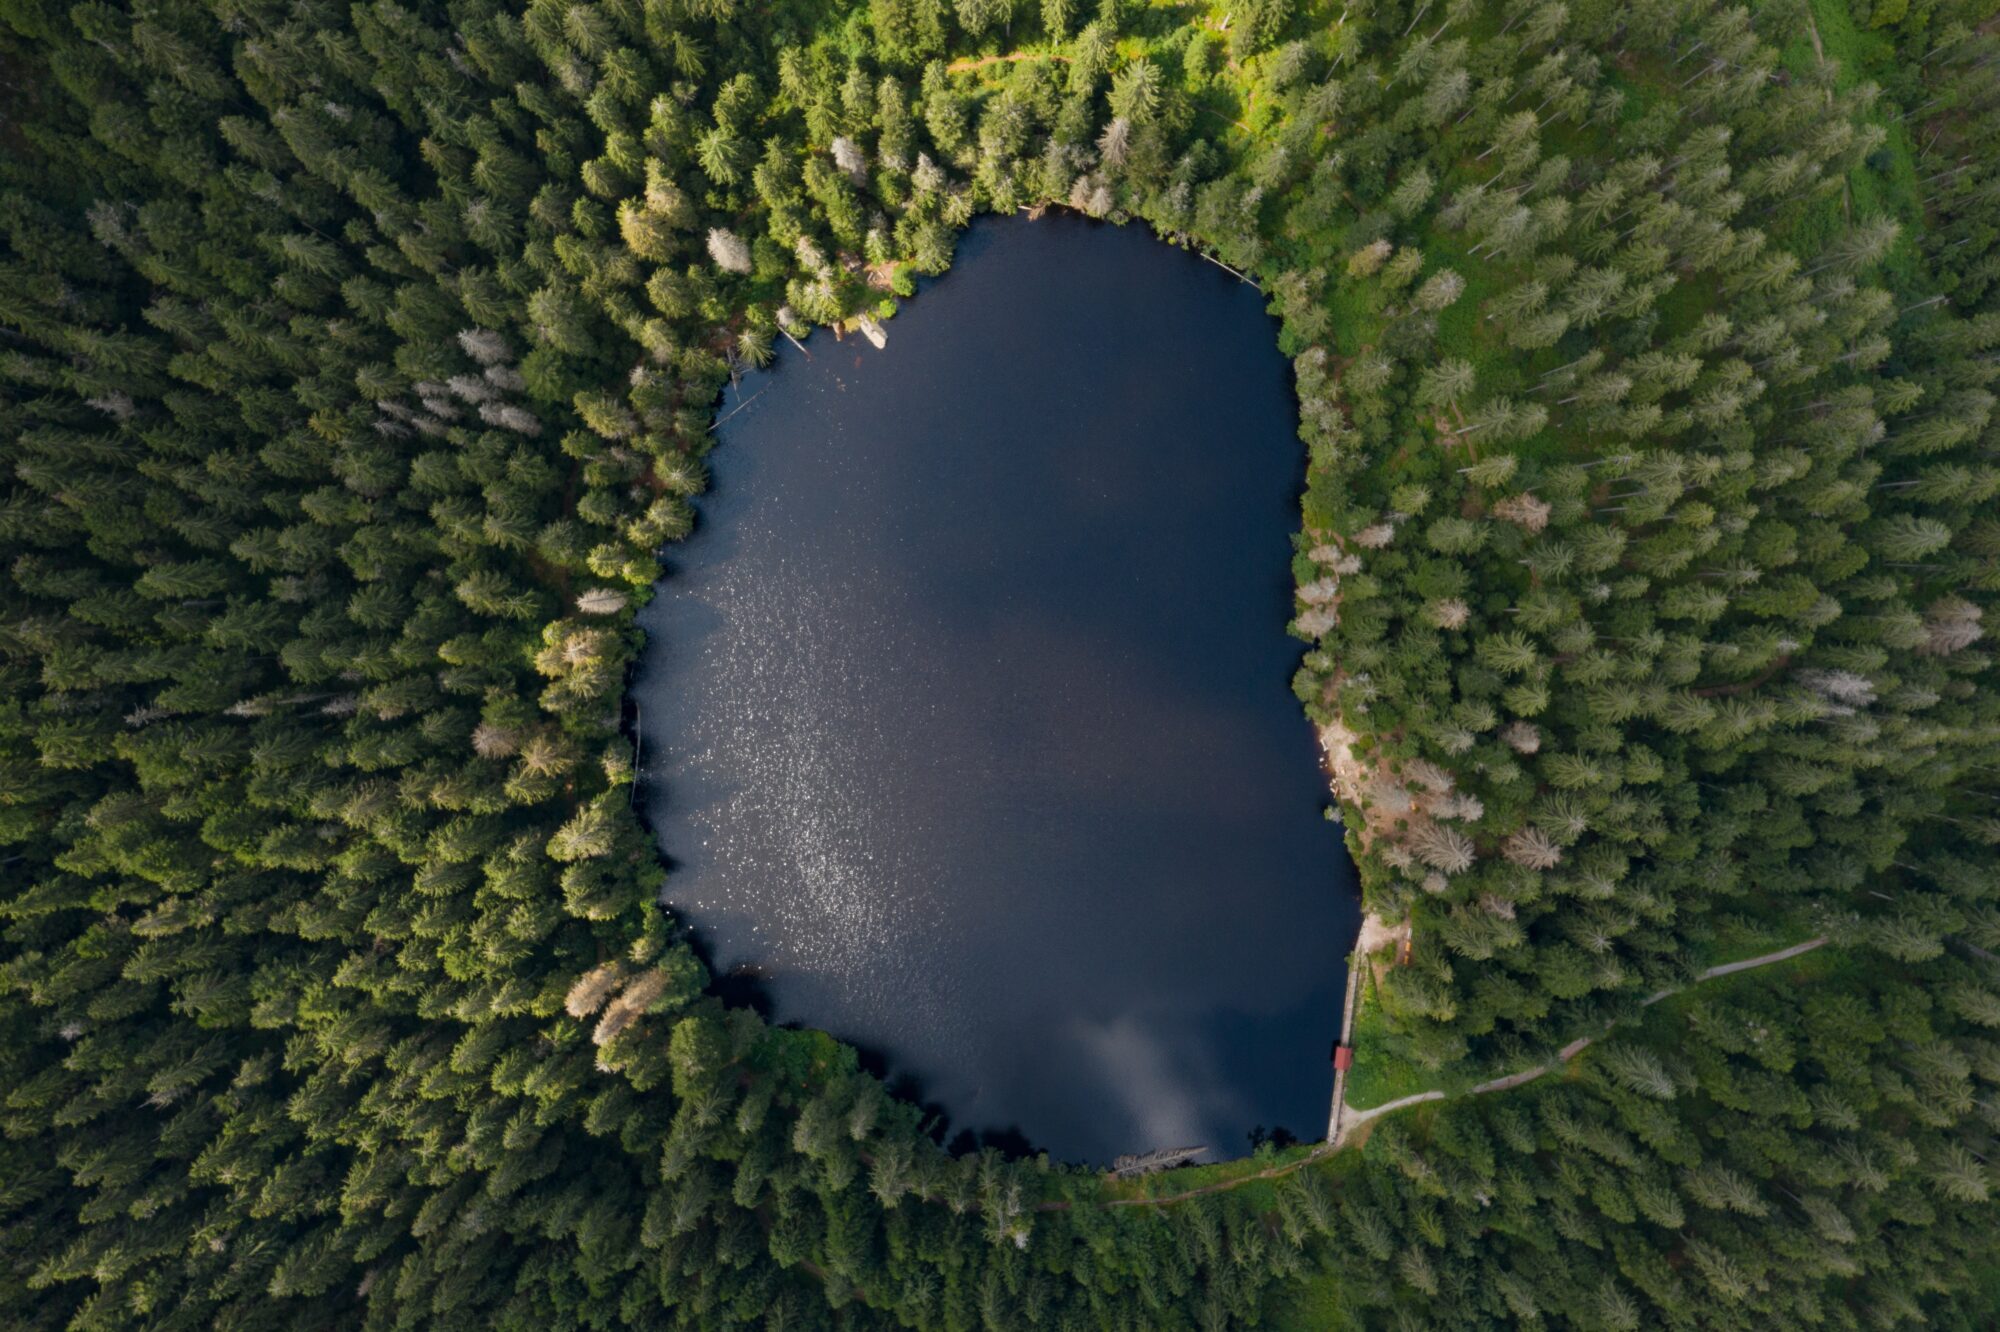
[944,51,1070,73]
[1081,934,1831,1210]
[1328,935,1829,1146]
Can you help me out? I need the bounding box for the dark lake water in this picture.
[633,214,1358,1165]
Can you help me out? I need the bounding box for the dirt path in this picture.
[1692,934,1828,980]
[1041,1148,1342,1210]
[1036,935,1831,1213]
[1329,935,1829,1145]
[946,51,1070,73]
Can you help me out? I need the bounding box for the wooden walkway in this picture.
[1325,948,1364,1142]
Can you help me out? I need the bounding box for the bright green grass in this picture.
[1341,965,1450,1110]
[1776,0,1929,290]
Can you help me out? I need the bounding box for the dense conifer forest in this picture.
[6,0,2000,1324]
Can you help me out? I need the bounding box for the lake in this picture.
[632,214,1358,1165]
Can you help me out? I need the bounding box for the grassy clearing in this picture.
[1341,964,1447,1110]
[1781,0,1929,288]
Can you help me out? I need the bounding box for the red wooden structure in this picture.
[1332,1045,1354,1071]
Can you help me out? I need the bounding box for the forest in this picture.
[4,0,2000,1325]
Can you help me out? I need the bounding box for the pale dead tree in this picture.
[1326,550,1365,574]
[417,385,459,419]
[1435,792,1485,822]
[1500,720,1542,754]
[1411,819,1477,874]
[1371,780,1416,817]
[1422,871,1450,895]
[480,402,543,436]
[1353,523,1398,549]
[1296,606,1339,637]
[707,227,752,274]
[830,136,867,182]
[1347,238,1394,277]
[1503,826,1564,870]
[913,152,947,196]
[576,588,629,615]
[1919,596,1984,655]
[1298,577,1341,605]
[1479,893,1519,920]
[1406,759,1457,795]
[86,392,136,420]
[593,970,670,1045]
[472,721,522,759]
[1427,597,1471,630]
[1069,174,1112,216]
[566,961,627,1018]
[458,328,511,364]
[1381,844,1415,872]
[1413,268,1466,312]
[484,363,527,391]
[1795,668,1876,713]
[794,234,830,275]
[447,373,498,403]
[1492,492,1552,532]
[1097,116,1131,167]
